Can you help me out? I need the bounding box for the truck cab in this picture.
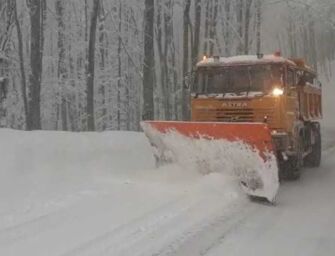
[192,53,322,179]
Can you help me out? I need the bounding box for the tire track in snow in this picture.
[0,189,102,246]
[149,199,251,256]
[60,190,244,256]
[59,195,201,256]
[114,132,335,256]
[0,206,79,246]
[162,135,335,256]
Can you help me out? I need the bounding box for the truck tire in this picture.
[284,156,301,180]
[304,125,321,167]
[281,135,303,180]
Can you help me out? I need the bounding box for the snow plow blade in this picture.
[141,121,279,202]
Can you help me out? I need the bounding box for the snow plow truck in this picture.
[141,52,322,202]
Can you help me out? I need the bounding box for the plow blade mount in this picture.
[141,121,279,202]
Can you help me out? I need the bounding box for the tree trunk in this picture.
[156,1,164,119]
[86,0,100,131]
[98,1,107,130]
[142,0,155,121]
[27,0,45,130]
[192,0,201,66]
[288,16,295,57]
[224,0,231,56]
[209,0,218,56]
[55,0,68,131]
[237,0,244,54]
[244,0,253,54]
[182,0,191,120]
[117,1,122,130]
[203,0,210,55]
[163,0,173,120]
[13,0,28,129]
[0,0,14,53]
[256,0,262,54]
[308,11,317,71]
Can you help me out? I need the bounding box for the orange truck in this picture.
[141,53,322,201]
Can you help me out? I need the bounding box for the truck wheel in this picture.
[284,156,301,180]
[282,136,303,180]
[304,126,321,167]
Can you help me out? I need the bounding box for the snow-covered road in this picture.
[175,136,335,256]
[0,127,334,256]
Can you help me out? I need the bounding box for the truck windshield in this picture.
[194,65,283,95]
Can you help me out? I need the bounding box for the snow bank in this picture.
[0,130,156,227]
[0,128,245,214]
[0,129,154,175]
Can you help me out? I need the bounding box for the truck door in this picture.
[285,68,299,131]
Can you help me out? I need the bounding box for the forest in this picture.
[0,0,334,131]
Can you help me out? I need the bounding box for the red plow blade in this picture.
[141,121,279,202]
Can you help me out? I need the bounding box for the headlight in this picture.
[272,88,284,96]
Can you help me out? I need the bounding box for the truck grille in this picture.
[217,108,254,122]
[196,108,254,122]
[195,108,275,125]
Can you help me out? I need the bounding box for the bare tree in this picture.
[0,0,14,53]
[142,0,155,121]
[192,0,202,66]
[209,0,219,56]
[244,0,253,54]
[27,0,46,130]
[55,0,68,130]
[256,0,262,54]
[223,0,232,56]
[86,0,100,131]
[117,1,122,130]
[203,0,211,55]
[98,0,107,130]
[182,0,191,120]
[236,0,244,54]
[13,0,28,128]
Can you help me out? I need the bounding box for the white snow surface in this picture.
[0,78,334,255]
[193,91,265,99]
[0,129,247,256]
[197,54,296,67]
[1,124,334,256]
